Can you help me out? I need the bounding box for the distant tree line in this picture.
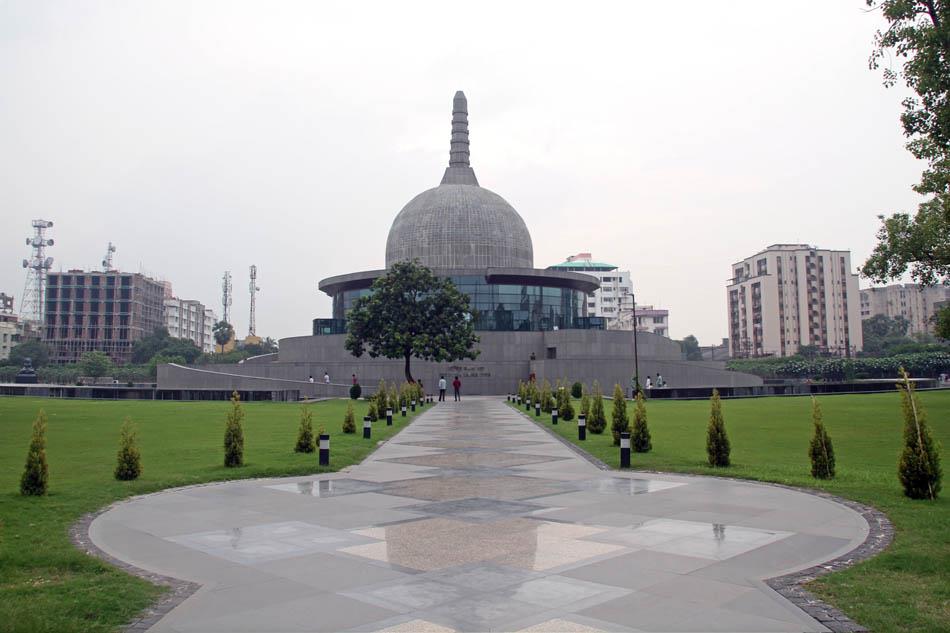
[1,326,279,384]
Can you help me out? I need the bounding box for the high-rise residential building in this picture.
[44,270,166,364]
[548,253,671,336]
[727,244,863,358]
[165,298,218,353]
[859,283,950,336]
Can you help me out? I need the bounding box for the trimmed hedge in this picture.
[727,351,950,380]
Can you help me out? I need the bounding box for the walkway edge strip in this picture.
[68,402,436,633]
[507,402,894,633]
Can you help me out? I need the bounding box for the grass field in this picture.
[1,393,947,632]
[509,391,950,632]
[0,396,422,633]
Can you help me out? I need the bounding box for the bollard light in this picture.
[363,416,372,439]
[620,431,631,468]
[578,414,586,441]
[535,402,541,417]
[411,400,416,412]
[319,434,330,465]
[552,409,558,425]
[401,405,407,417]
[386,408,393,426]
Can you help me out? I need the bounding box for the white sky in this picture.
[0,1,925,344]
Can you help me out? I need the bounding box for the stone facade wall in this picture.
[159,330,761,395]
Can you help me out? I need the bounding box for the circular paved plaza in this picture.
[89,398,869,632]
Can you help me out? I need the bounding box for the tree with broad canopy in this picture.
[344,260,479,383]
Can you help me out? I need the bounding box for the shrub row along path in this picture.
[89,398,869,632]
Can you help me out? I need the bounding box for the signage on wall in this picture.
[447,365,491,378]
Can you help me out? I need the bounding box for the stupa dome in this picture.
[385,91,534,269]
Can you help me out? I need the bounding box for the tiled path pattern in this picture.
[90,398,868,632]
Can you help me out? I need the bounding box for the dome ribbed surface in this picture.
[385,184,533,269]
[384,90,534,270]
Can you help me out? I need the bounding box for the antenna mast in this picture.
[248,265,259,337]
[102,242,116,272]
[20,219,54,327]
[222,271,232,324]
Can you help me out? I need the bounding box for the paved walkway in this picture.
[90,398,868,632]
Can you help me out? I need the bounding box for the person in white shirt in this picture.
[438,376,447,402]
[308,375,314,384]
[324,372,330,384]
[645,376,653,393]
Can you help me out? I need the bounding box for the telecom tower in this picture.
[221,271,232,324]
[102,242,116,272]
[248,265,259,337]
[20,219,55,326]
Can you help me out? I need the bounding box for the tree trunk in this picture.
[404,351,414,384]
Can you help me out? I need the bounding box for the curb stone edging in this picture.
[506,401,894,633]
[69,507,200,633]
[68,406,434,632]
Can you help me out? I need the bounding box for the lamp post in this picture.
[629,290,640,396]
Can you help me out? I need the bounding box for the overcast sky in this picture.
[0,1,925,345]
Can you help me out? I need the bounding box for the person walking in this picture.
[452,376,461,401]
[645,376,653,395]
[352,373,358,385]
[438,375,447,401]
[308,375,314,384]
[324,371,330,384]
[656,373,664,388]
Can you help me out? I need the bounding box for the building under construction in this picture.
[44,270,166,364]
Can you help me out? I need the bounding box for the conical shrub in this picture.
[706,389,730,467]
[342,401,356,433]
[20,409,49,496]
[375,380,388,415]
[897,369,941,499]
[579,386,591,420]
[610,384,629,445]
[224,391,245,468]
[631,391,652,453]
[558,384,575,421]
[114,417,142,481]
[540,380,553,412]
[388,383,399,412]
[367,400,378,422]
[808,397,835,479]
[295,406,316,453]
[588,382,607,434]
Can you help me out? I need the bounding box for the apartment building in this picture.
[727,244,862,357]
[164,297,218,353]
[548,253,671,336]
[631,305,670,337]
[860,283,950,336]
[44,270,166,364]
[0,293,16,361]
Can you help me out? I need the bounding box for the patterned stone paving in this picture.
[87,397,874,632]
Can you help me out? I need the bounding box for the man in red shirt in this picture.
[452,376,461,401]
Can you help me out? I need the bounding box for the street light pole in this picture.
[631,290,640,397]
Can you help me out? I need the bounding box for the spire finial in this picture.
[440,90,479,185]
[449,91,469,167]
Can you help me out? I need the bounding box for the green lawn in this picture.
[509,391,950,632]
[0,396,422,633]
